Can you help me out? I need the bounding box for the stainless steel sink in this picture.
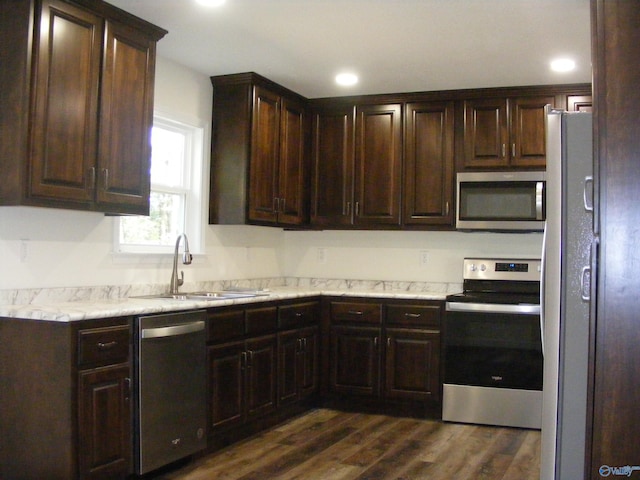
[134,291,260,301]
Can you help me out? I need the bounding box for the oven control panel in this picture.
[463,258,541,281]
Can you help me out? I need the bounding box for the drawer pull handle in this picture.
[295,312,304,317]
[97,341,118,350]
[404,313,421,318]
[348,310,364,316]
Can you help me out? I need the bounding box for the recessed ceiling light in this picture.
[550,58,576,73]
[195,0,226,6]
[335,73,358,87]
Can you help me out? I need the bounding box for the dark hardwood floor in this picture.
[152,409,540,480]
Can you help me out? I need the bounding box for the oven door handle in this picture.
[445,302,540,315]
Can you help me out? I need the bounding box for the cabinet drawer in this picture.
[278,302,318,329]
[386,304,441,328]
[331,302,382,325]
[78,325,130,367]
[246,306,278,336]
[208,309,245,343]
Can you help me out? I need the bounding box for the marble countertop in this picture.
[0,279,460,322]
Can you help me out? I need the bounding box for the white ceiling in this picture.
[108,0,592,99]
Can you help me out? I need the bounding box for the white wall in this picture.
[0,57,284,290]
[283,230,542,284]
[0,57,543,291]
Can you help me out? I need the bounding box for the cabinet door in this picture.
[330,326,380,397]
[245,334,277,420]
[249,86,280,223]
[509,95,556,168]
[566,95,593,112]
[277,329,300,406]
[209,341,245,430]
[384,328,440,402]
[311,105,355,226]
[298,326,319,399]
[29,0,102,205]
[463,98,509,169]
[97,20,156,214]
[404,101,455,226]
[277,97,308,225]
[78,364,131,480]
[355,104,403,226]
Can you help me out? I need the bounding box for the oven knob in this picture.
[469,263,476,272]
[480,264,487,271]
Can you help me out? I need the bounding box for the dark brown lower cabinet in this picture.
[327,299,442,413]
[278,326,319,406]
[330,325,381,396]
[385,328,440,401]
[78,364,132,479]
[0,317,132,480]
[209,334,277,431]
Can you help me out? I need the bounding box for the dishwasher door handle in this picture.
[141,321,205,339]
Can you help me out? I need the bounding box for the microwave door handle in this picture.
[536,181,544,220]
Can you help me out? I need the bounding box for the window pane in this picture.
[119,192,185,246]
[151,126,185,187]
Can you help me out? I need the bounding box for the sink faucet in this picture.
[170,233,192,294]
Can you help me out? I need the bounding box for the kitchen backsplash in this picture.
[0,276,462,306]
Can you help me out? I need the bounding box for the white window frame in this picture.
[113,112,207,256]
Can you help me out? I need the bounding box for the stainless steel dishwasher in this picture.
[134,310,207,475]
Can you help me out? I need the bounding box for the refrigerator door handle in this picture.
[540,221,547,356]
[580,265,591,302]
[584,176,594,212]
[536,182,545,220]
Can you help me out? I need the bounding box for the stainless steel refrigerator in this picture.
[541,110,593,479]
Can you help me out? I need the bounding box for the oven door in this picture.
[443,301,543,428]
[444,301,542,390]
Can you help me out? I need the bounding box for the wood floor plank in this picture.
[149,409,541,480]
[270,414,401,480]
[501,429,541,480]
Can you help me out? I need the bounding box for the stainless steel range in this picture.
[443,258,543,429]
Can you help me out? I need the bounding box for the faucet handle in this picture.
[178,271,185,287]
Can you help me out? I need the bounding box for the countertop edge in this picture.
[0,288,451,322]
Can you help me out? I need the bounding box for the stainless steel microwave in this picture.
[456,171,546,231]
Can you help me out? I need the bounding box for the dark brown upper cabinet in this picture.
[462,95,556,170]
[566,94,593,112]
[0,0,166,214]
[209,73,309,227]
[403,101,455,226]
[355,103,403,226]
[310,104,356,227]
[310,102,402,228]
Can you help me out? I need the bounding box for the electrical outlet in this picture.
[317,247,327,264]
[20,239,29,263]
[419,250,429,266]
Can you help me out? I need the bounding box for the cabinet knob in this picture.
[241,351,248,369]
[97,340,118,350]
[88,166,96,190]
[102,168,109,190]
[124,377,131,401]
